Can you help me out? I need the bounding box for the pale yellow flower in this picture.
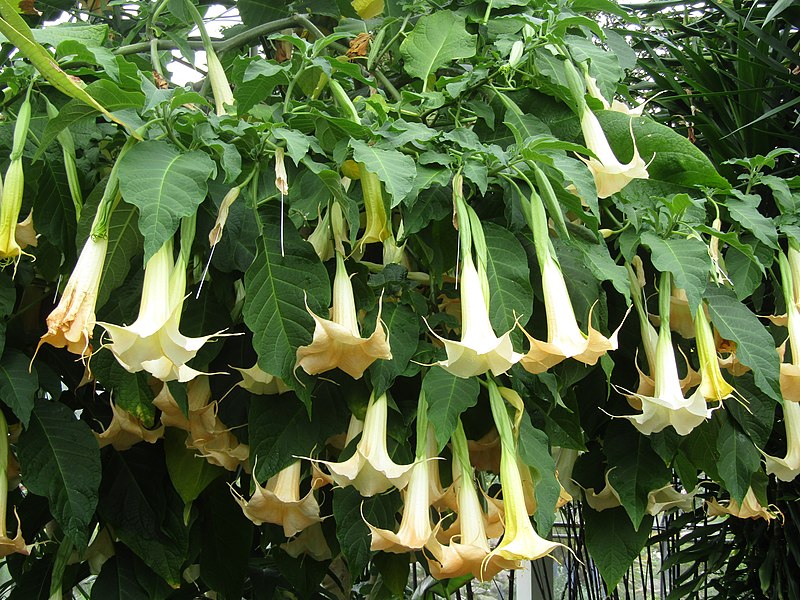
[314,392,413,496]
[765,400,800,482]
[578,103,649,199]
[38,236,107,357]
[233,460,321,537]
[694,305,734,402]
[707,487,778,522]
[233,363,290,395]
[295,253,391,379]
[584,471,697,515]
[0,414,26,558]
[99,238,225,382]
[520,252,620,374]
[429,253,522,378]
[281,523,332,560]
[95,402,164,451]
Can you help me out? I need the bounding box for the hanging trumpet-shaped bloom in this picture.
[38,236,108,357]
[368,391,436,553]
[233,460,322,537]
[95,402,164,451]
[694,305,734,402]
[564,60,648,199]
[429,251,522,378]
[707,487,777,522]
[281,523,333,561]
[0,412,26,558]
[623,273,714,436]
[765,401,800,482]
[295,252,392,379]
[585,72,646,117]
[99,232,226,382]
[233,362,290,395]
[314,391,414,497]
[426,420,518,581]
[485,380,562,565]
[520,188,620,374]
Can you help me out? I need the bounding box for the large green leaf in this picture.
[17,399,101,549]
[517,410,560,535]
[248,393,319,482]
[91,548,172,600]
[399,11,476,85]
[0,350,38,427]
[118,141,216,261]
[368,303,419,398]
[350,140,417,208]
[584,506,653,590]
[725,193,779,249]
[642,232,710,314]
[704,285,782,403]
[243,204,330,395]
[423,367,480,452]
[597,111,730,190]
[716,413,761,505]
[483,223,533,332]
[605,420,671,528]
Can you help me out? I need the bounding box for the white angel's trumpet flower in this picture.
[0,412,26,557]
[564,60,648,199]
[314,392,413,496]
[585,72,645,117]
[426,419,518,582]
[95,402,164,451]
[623,273,714,436]
[764,251,800,481]
[485,379,562,564]
[429,251,522,378]
[295,252,392,379]
[520,189,621,374]
[233,460,321,536]
[707,487,777,522]
[39,236,107,357]
[233,362,290,395]
[99,233,226,383]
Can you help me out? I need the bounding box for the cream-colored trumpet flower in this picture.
[281,523,332,560]
[368,391,435,553]
[314,391,413,496]
[564,60,648,199]
[583,471,697,515]
[520,189,620,374]
[38,235,107,357]
[778,246,800,403]
[0,412,26,557]
[95,402,164,451]
[233,460,321,537]
[585,73,645,117]
[707,487,777,522]
[295,252,392,379]
[233,362,290,395]
[764,251,800,481]
[188,402,250,471]
[99,226,225,382]
[426,419,518,581]
[430,250,522,378]
[485,379,562,564]
[623,273,714,436]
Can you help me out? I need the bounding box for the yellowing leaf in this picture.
[352,0,383,19]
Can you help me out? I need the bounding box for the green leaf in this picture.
[726,193,779,249]
[249,393,319,482]
[243,204,330,394]
[725,373,776,448]
[0,350,38,427]
[17,399,101,549]
[597,111,730,190]
[704,285,782,403]
[237,0,289,27]
[98,446,190,586]
[483,223,533,331]
[333,486,401,578]
[91,548,172,600]
[517,411,560,535]
[399,11,476,84]
[423,367,480,452]
[118,141,216,261]
[164,428,223,504]
[641,232,710,314]
[716,413,760,505]
[564,234,631,302]
[584,506,653,590]
[605,420,671,528]
[368,303,419,398]
[33,23,108,48]
[350,140,417,207]
[199,480,254,599]
[31,148,76,257]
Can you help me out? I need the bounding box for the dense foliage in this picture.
[0,0,796,598]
